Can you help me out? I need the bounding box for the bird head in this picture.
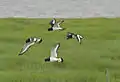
[58,57,64,62]
[48,28,53,31]
[44,57,50,62]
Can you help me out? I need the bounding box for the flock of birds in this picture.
[18,18,83,63]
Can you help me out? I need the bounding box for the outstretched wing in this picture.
[18,42,35,55]
[75,35,83,44]
[49,19,56,26]
[54,20,64,28]
[50,43,60,58]
[57,20,64,25]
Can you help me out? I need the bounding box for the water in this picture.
[0,0,120,18]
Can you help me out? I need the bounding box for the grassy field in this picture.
[0,18,120,82]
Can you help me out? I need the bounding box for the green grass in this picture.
[0,18,120,82]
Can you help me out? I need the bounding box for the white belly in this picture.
[53,27,62,30]
[50,57,58,62]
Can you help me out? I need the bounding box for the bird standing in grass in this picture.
[66,32,83,44]
[18,37,42,56]
[44,43,64,62]
[48,18,65,31]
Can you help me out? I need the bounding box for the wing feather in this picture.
[76,35,83,43]
[19,42,35,55]
[50,43,60,57]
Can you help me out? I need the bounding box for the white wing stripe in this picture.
[50,43,60,57]
[20,42,35,55]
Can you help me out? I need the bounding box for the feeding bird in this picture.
[18,37,42,56]
[44,43,64,62]
[48,18,65,31]
[66,32,83,44]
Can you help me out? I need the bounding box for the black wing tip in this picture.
[18,53,23,56]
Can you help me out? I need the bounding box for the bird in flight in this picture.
[66,32,83,44]
[18,37,42,56]
[44,43,64,62]
[48,18,65,31]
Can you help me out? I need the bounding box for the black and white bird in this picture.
[44,43,64,62]
[48,18,65,31]
[18,37,42,56]
[49,18,56,27]
[66,32,83,44]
